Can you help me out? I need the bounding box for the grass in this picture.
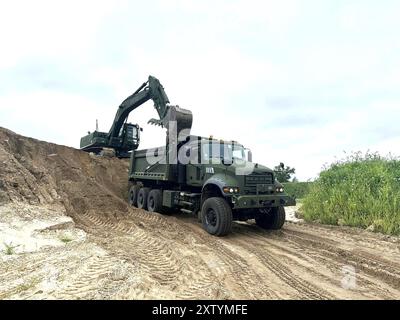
[0,277,41,299]
[59,234,73,243]
[301,152,400,236]
[14,278,41,294]
[283,182,313,199]
[3,242,19,255]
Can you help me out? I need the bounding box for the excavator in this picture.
[80,75,192,157]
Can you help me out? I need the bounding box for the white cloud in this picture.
[0,90,108,147]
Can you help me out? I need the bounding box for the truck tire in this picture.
[255,206,286,230]
[147,189,163,213]
[128,185,140,207]
[201,197,233,236]
[137,187,150,210]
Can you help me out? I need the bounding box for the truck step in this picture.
[179,200,194,207]
[180,208,193,214]
[180,193,201,198]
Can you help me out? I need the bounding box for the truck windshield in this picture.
[201,142,246,163]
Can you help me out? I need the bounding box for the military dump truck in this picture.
[128,130,296,236]
[80,75,295,236]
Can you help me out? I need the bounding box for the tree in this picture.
[274,162,296,182]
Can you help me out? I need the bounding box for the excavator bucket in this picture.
[148,105,193,136]
[163,105,193,138]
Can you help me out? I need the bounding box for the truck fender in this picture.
[201,174,238,204]
[202,176,224,193]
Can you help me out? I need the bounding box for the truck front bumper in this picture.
[232,194,296,209]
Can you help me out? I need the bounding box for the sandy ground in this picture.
[1,127,400,300]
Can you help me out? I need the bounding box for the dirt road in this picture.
[1,127,399,299]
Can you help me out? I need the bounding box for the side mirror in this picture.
[222,158,233,166]
[247,149,253,162]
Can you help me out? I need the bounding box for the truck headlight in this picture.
[223,187,240,194]
[276,187,284,193]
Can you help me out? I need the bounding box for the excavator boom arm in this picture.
[108,76,170,139]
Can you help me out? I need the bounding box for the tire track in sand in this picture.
[230,233,335,300]
[282,228,400,291]
[73,209,225,299]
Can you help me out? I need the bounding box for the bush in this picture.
[301,152,400,235]
[283,182,312,199]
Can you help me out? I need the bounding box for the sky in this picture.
[0,0,399,181]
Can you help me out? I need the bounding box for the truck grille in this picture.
[245,173,273,185]
[244,173,274,194]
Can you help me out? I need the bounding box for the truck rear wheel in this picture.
[137,187,150,210]
[201,197,232,236]
[147,189,163,213]
[128,185,140,207]
[255,206,286,230]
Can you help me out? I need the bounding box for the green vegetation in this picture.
[0,277,41,299]
[283,182,312,199]
[14,277,40,294]
[3,242,18,255]
[59,234,73,243]
[302,152,400,235]
[274,163,296,182]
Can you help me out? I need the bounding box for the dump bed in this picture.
[129,147,177,182]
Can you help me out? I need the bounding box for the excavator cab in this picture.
[115,123,141,158]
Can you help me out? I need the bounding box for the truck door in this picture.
[186,145,203,187]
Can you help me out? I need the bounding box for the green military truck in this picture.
[128,135,295,236]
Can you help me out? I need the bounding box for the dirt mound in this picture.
[0,127,130,217]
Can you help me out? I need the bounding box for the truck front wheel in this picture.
[137,187,150,210]
[201,197,233,236]
[255,206,286,230]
